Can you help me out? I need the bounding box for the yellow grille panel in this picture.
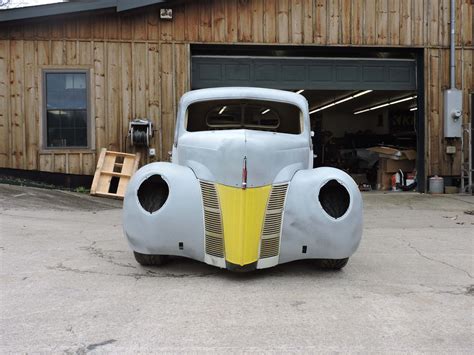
[260,184,288,259]
[200,181,224,258]
[217,184,271,266]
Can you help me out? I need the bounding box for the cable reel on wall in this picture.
[129,119,153,147]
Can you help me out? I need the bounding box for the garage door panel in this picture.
[308,65,333,82]
[192,56,416,90]
[336,65,360,82]
[225,64,251,81]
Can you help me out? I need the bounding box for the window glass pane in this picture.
[46,109,88,147]
[206,105,242,128]
[46,72,87,110]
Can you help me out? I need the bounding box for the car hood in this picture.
[176,129,311,187]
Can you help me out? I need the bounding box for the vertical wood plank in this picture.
[0,40,10,167]
[252,0,264,43]
[68,153,81,175]
[399,0,412,45]
[133,42,147,118]
[427,0,439,46]
[341,0,352,44]
[375,0,388,45]
[213,0,227,42]
[147,9,160,41]
[92,15,105,39]
[290,0,303,44]
[328,0,340,44]
[51,40,64,65]
[302,0,314,44]
[65,40,77,65]
[132,13,147,40]
[199,0,213,42]
[106,42,121,151]
[39,154,53,172]
[314,0,327,44]
[121,42,133,153]
[428,49,440,175]
[185,1,200,42]
[364,0,376,44]
[388,0,400,45]
[82,153,95,175]
[160,43,174,161]
[10,40,25,169]
[24,40,37,170]
[277,0,290,43]
[226,0,239,43]
[439,0,450,47]
[238,0,253,42]
[263,0,277,43]
[94,41,106,151]
[37,40,50,65]
[121,14,133,40]
[54,153,66,173]
[78,16,92,39]
[412,0,424,46]
[350,0,363,45]
[50,21,64,40]
[106,15,120,40]
[78,41,92,65]
[65,19,77,39]
[173,4,186,41]
[460,0,472,46]
[147,43,161,160]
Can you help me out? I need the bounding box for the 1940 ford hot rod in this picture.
[123,87,362,271]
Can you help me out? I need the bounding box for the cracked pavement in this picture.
[0,184,473,352]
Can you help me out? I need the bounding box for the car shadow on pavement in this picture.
[135,255,347,281]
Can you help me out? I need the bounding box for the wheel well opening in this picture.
[318,180,350,219]
[137,174,169,214]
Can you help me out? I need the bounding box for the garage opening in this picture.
[191,46,424,192]
[305,89,418,191]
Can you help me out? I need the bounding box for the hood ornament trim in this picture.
[242,156,247,189]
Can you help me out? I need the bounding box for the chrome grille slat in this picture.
[200,181,224,258]
[260,184,288,259]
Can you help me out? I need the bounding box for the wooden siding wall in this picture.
[0,0,473,177]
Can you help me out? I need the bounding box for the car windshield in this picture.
[187,99,302,134]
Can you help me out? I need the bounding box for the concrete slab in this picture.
[1,184,473,352]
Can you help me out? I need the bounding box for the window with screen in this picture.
[44,71,89,148]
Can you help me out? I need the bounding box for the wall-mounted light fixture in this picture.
[410,107,418,111]
[354,95,417,115]
[309,90,373,115]
[160,8,173,20]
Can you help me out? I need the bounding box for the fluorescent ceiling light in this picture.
[410,107,418,111]
[354,95,417,115]
[309,90,373,114]
[261,108,270,115]
[296,89,304,94]
[218,106,227,115]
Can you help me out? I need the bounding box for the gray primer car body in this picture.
[123,87,363,271]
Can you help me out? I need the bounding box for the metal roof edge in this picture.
[0,0,168,23]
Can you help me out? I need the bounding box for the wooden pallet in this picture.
[90,148,141,199]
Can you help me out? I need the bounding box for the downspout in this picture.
[450,0,455,89]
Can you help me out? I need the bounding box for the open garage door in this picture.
[191,53,424,192]
[191,56,416,91]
